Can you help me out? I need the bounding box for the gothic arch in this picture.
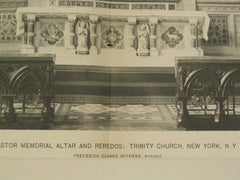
[9,65,48,94]
[221,68,240,97]
[184,68,219,97]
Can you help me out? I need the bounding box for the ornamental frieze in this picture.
[197,4,240,12]
[15,5,209,56]
[131,3,167,10]
[96,2,129,9]
[58,0,176,10]
[59,0,94,7]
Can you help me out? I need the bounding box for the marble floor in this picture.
[2,103,240,130]
[0,103,184,130]
[52,103,182,131]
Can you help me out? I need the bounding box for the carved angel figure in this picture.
[137,23,150,55]
[76,20,89,52]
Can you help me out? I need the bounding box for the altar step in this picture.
[54,65,176,104]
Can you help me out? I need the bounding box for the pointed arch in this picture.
[221,68,240,97]
[184,68,219,97]
[9,65,48,94]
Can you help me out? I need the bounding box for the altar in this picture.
[16,0,210,67]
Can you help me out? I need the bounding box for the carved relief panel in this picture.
[101,21,125,49]
[235,16,240,48]
[160,23,184,49]
[207,16,229,46]
[0,13,21,42]
[38,20,65,47]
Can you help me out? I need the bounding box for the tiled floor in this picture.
[52,103,183,131]
[2,103,240,130]
[0,103,183,130]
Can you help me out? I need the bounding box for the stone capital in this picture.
[149,17,158,25]
[89,15,98,23]
[68,15,77,22]
[189,17,198,25]
[128,17,136,25]
[27,14,36,22]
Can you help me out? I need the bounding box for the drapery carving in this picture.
[76,19,89,54]
[137,23,150,56]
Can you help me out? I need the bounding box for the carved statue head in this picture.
[79,21,86,28]
[139,23,147,31]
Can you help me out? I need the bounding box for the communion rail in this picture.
[176,56,240,128]
[0,54,55,123]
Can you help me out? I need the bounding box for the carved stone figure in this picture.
[137,23,150,56]
[76,20,89,54]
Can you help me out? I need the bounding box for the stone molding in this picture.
[58,0,177,10]
[0,1,27,9]
[197,4,240,11]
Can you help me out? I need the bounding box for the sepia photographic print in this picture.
[1,0,240,131]
[2,1,240,179]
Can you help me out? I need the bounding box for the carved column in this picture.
[149,17,158,56]
[41,95,55,123]
[21,14,36,54]
[196,22,204,55]
[176,96,188,126]
[214,98,224,123]
[66,15,76,52]
[189,18,198,51]
[176,67,188,126]
[89,15,98,55]
[3,95,17,122]
[41,63,55,126]
[127,17,136,54]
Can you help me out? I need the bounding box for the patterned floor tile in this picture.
[56,104,177,121]
[0,103,180,130]
[70,104,108,114]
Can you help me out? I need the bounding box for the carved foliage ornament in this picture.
[0,14,20,42]
[102,26,124,48]
[41,23,64,45]
[162,26,183,48]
